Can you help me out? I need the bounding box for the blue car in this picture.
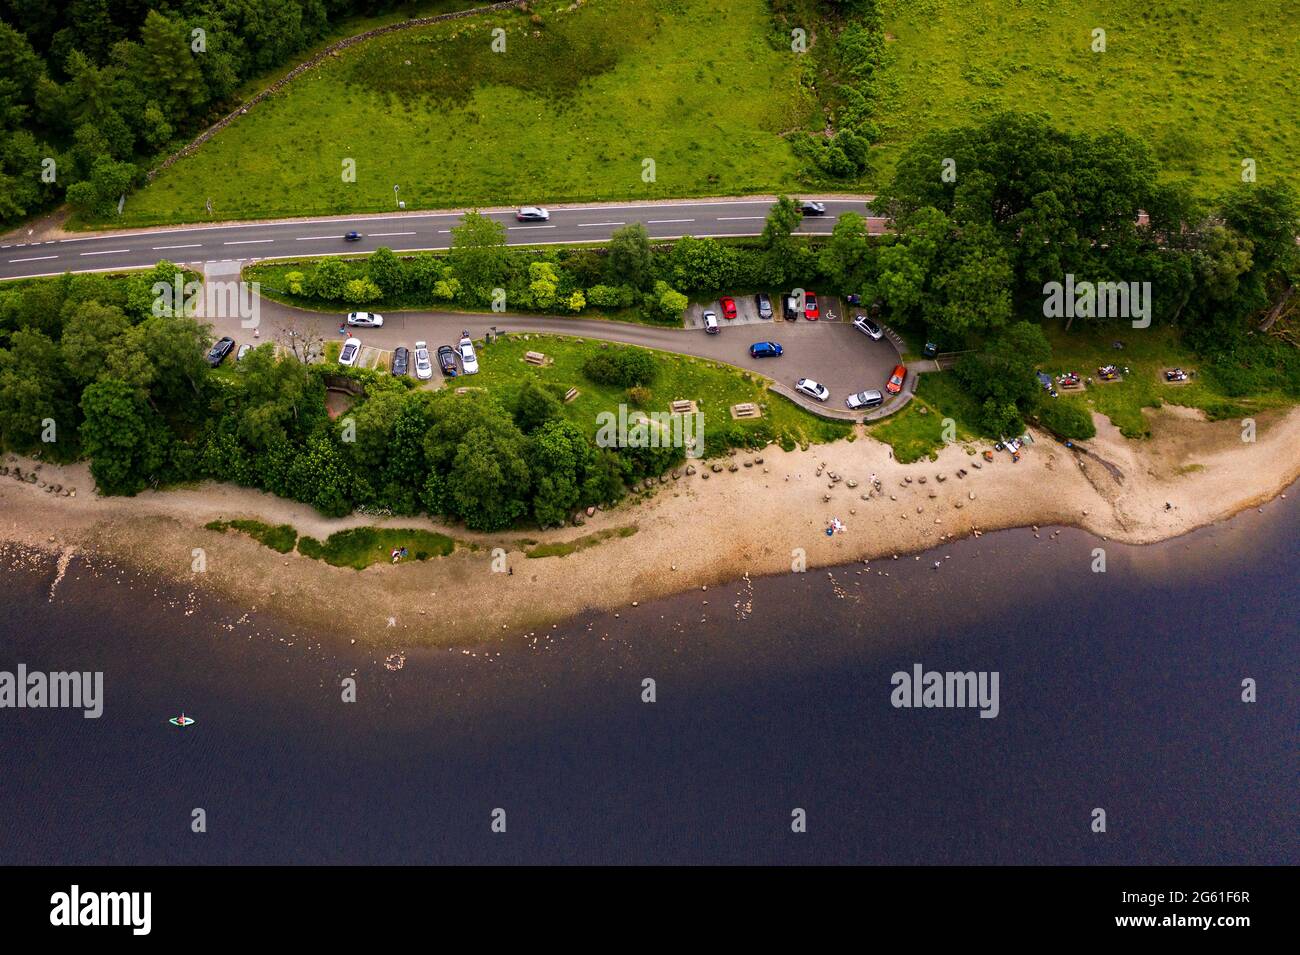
[749,341,783,358]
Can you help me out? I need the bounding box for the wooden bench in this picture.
[563,387,579,403]
[524,351,547,365]
[670,399,696,414]
[730,402,761,419]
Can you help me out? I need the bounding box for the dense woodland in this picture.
[0,0,412,223]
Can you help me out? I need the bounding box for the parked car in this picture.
[413,341,433,379]
[720,296,738,320]
[749,341,783,358]
[344,231,362,242]
[206,336,235,367]
[922,341,939,359]
[886,364,906,395]
[755,293,773,320]
[436,344,457,377]
[782,295,800,321]
[458,335,478,374]
[515,207,550,221]
[339,338,362,367]
[846,389,884,410]
[853,314,883,340]
[391,346,410,376]
[803,291,820,320]
[347,311,383,328]
[795,378,830,402]
[703,310,719,334]
[236,343,252,361]
[800,200,827,216]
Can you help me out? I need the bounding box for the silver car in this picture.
[413,341,433,380]
[846,389,884,410]
[853,315,883,340]
[347,311,384,327]
[795,378,830,402]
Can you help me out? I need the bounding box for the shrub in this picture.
[1034,397,1096,439]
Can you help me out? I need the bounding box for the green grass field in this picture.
[296,526,457,568]
[205,519,299,553]
[119,0,812,225]
[873,0,1300,195]
[469,332,850,451]
[868,372,982,463]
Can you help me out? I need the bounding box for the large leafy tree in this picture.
[448,211,508,304]
[79,378,169,494]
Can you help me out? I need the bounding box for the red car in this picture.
[803,291,819,320]
[720,296,737,320]
[886,364,907,395]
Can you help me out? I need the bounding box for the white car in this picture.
[458,335,479,374]
[413,341,433,380]
[852,315,883,340]
[339,338,362,367]
[795,377,830,402]
[347,311,383,328]
[702,310,719,334]
[236,343,253,361]
[515,206,550,222]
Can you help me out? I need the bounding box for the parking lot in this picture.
[684,292,847,330]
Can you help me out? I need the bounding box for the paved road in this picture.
[224,296,906,420]
[0,197,886,282]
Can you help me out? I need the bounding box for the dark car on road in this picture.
[755,293,773,320]
[437,344,458,376]
[800,200,826,216]
[749,341,783,358]
[391,346,410,376]
[344,231,362,242]
[206,336,235,367]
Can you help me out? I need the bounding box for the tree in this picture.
[65,155,136,218]
[529,419,595,527]
[528,261,559,309]
[60,301,130,384]
[921,221,1014,336]
[79,379,169,494]
[821,212,872,293]
[0,328,76,452]
[448,211,508,303]
[367,247,405,296]
[606,223,654,290]
[131,10,207,120]
[308,258,348,300]
[513,378,562,433]
[135,313,209,408]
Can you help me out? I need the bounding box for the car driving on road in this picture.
[391,346,410,376]
[795,378,830,402]
[515,207,550,222]
[413,342,433,379]
[458,335,479,374]
[346,311,384,328]
[749,341,783,358]
[344,231,362,242]
[339,338,362,367]
[853,314,883,340]
[886,364,907,395]
[846,389,884,410]
[803,291,820,320]
[800,200,826,216]
[436,344,458,377]
[206,336,235,367]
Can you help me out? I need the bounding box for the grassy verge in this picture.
[471,333,851,452]
[525,525,638,558]
[205,519,299,553]
[296,526,457,569]
[874,0,1300,195]
[116,0,811,226]
[868,372,982,463]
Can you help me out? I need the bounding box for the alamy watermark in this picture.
[152,275,261,329]
[0,665,103,718]
[595,404,704,458]
[891,663,1000,719]
[1043,274,1151,328]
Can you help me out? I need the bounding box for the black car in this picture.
[755,293,773,320]
[391,346,410,376]
[436,344,458,376]
[782,295,799,321]
[800,200,826,216]
[206,336,235,367]
[344,231,362,241]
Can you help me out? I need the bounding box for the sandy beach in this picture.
[2,403,1297,644]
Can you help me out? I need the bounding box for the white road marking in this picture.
[648,218,694,224]
[577,222,626,228]
[370,231,417,237]
[717,216,765,221]
[295,236,338,241]
[8,255,59,263]
[152,244,202,250]
[80,249,131,256]
[508,225,557,230]
[224,239,274,245]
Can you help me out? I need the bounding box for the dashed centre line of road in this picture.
[647,218,694,224]
[80,249,131,256]
[8,255,59,263]
[577,222,627,228]
[508,225,557,230]
[717,216,766,221]
[370,231,417,237]
[295,236,338,241]
[224,239,274,245]
[152,244,202,250]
